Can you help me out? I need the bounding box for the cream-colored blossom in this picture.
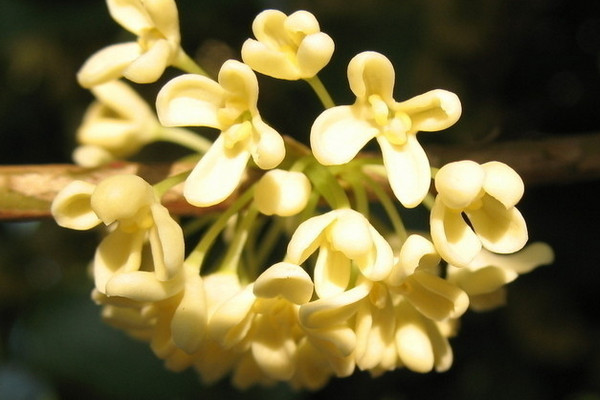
[431,160,528,267]
[156,59,285,207]
[51,175,185,301]
[353,286,454,374]
[387,234,469,321]
[447,242,554,311]
[286,208,394,298]
[73,80,161,166]
[254,169,311,216]
[311,51,461,208]
[78,0,183,87]
[208,262,312,383]
[241,10,334,80]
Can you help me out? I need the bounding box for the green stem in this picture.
[152,170,190,198]
[220,205,259,278]
[362,171,407,241]
[254,216,285,273]
[304,162,350,209]
[157,127,212,153]
[173,50,209,76]
[421,193,436,210]
[304,75,335,109]
[347,172,370,219]
[184,185,256,272]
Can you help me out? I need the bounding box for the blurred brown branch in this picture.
[2,133,599,221]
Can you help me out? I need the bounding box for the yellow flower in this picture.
[78,0,183,87]
[241,10,335,80]
[311,51,461,208]
[73,80,160,167]
[446,242,554,311]
[386,234,469,321]
[156,60,285,207]
[286,208,394,298]
[51,175,185,301]
[431,160,529,267]
[208,262,313,383]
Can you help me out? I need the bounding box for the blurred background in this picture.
[1,0,599,399]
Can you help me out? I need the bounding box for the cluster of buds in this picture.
[52,0,554,391]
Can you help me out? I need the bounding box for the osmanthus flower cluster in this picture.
[52,0,554,391]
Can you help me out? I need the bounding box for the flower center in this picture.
[368,95,411,146]
[223,120,253,150]
[138,28,165,52]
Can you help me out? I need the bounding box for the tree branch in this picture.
[1,133,599,221]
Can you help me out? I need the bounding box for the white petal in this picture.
[72,145,114,167]
[123,39,171,84]
[105,270,184,301]
[402,271,469,320]
[481,242,554,274]
[208,284,255,348]
[426,320,453,372]
[93,229,144,293]
[296,32,335,78]
[307,326,357,359]
[299,281,371,329]
[241,40,300,80]
[328,209,373,259]
[313,247,352,298]
[347,51,395,101]
[395,301,434,373]
[77,42,141,88]
[388,234,439,286]
[171,265,207,353]
[142,0,180,41]
[183,135,250,207]
[149,204,184,281]
[107,0,153,34]
[447,264,517,296]
[250,117,285,170]
[481,161,524,208]
[253,262,314,304]
[430,197,481,267]
[156,73,224,128]
[77,118,139,152]
[355,226,394,281]
[310,105,377,165]
[434,160,485,210]
[467,195,528,254]
[378,134,431,208]
[251,316,296,380]
[218,60,259,113]
[51,180,100,230]
[284,10,321,41]
[286,211,338,264]
[251,9,287,48]
[90,80,153,120]
[396,89,462,133]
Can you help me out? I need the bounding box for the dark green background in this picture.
[1,0,599,399]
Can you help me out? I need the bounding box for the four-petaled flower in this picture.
[311,51,462,208]
[286,208,394,298]
[446,242,554,311]
[51,174,185,302]
[78,0,183,87]
[431,160,529,267]
[241,9,335,80]
[156,59,286,207]
[73,80,161,167]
